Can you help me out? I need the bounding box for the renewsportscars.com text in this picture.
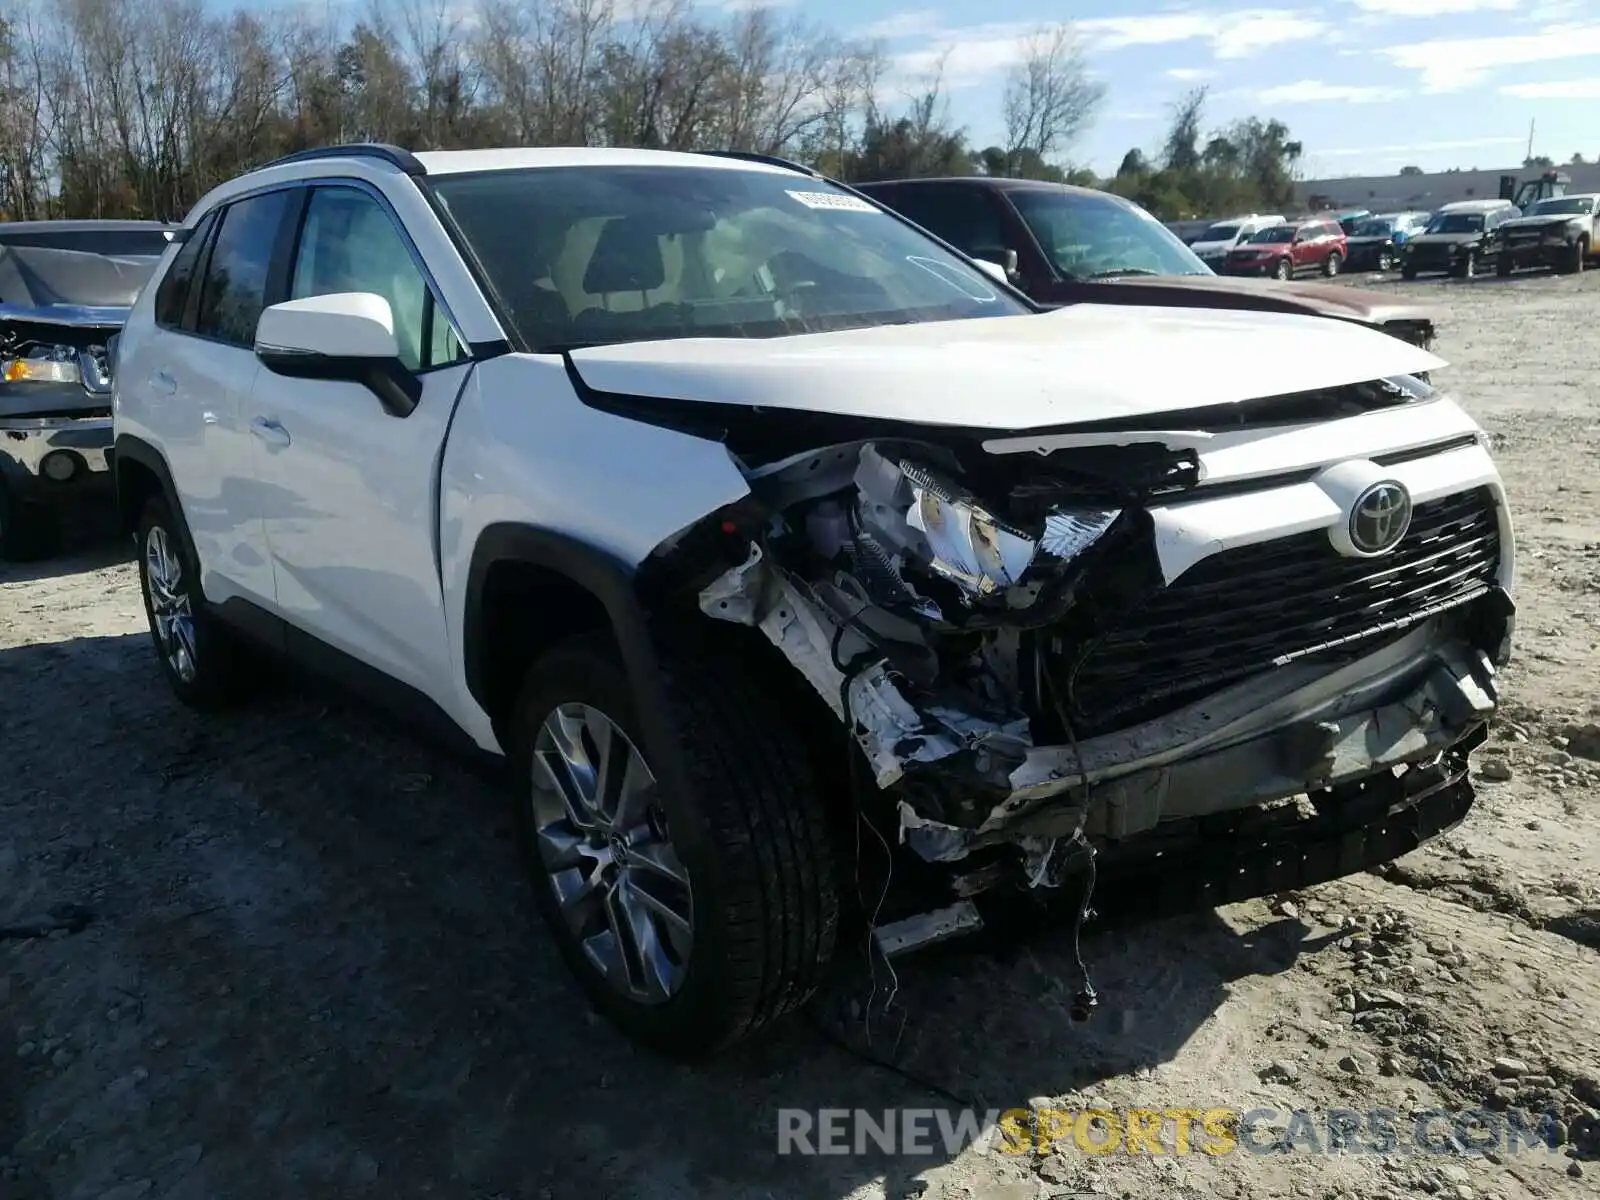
[777,1106,1568,1158]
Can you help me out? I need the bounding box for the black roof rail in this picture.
[263,142,427,177]
[696,150,817,177]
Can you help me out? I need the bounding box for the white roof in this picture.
[413,146,790,176]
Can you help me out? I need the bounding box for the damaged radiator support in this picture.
[697,540,1033,792]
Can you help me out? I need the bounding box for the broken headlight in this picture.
[904,466,1037,597]
[851,445,1121,611]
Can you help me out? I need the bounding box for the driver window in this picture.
[290,186,464,372]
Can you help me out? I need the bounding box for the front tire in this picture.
[1457,250,1477,279]
[1401,264,1418,280]
[1564,239,1587,274]
[1274,257,1293,280]
[507,631,839,1057]
[136,497,257,709]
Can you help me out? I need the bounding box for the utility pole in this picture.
[1527,117,1535,163]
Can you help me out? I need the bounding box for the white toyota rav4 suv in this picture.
[113,144,1515,1056]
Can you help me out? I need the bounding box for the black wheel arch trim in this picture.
[113,434,200,567]
[463,523,690,787]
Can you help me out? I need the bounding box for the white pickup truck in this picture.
[113,144,1516,1056]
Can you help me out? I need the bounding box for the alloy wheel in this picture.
[530,703,693,1004]
[144,525,197,683]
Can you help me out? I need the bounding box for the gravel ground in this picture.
[3,269,1599,1200]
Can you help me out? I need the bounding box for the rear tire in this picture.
[136,496,258,709]
[507,630,839,1058]
[0,486,61,563]
[1322,251,1342,278]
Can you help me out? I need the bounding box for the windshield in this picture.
[1247,226,1296,244]
[1351,218,1395,237]
[1200,223,1239,242]
[1530,197,1595,215]
[0,228,171,257]
[1007,189,1209,278]
[429,166,1028,350]
[1425,213,1484,234]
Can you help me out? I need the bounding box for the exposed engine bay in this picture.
[687,380,1514,918]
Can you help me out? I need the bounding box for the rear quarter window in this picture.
[153,212,217,330]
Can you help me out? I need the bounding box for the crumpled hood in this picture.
[1102,273,1437,326]
[1498,214,1583,233]
[1188,239,1236,256]
[0,244,157,309]
[567,304,1444,431]
[1346,234,1393,246]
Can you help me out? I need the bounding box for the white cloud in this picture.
[1349,0,1516,15]
[1500,77,1600,98]
[856,9,943,40]
[887,22,1039,89]
[1384,23,1600,90]
[1255,79,1409,102]
[1166,67,1218,81]
[1078,9,1328,59]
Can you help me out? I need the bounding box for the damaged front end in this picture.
[684,393,1514,923]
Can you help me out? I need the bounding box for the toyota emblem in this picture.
[1348,481,1412,554]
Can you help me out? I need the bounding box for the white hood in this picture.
[566,303,1445,432]
[1188,239,1235,256]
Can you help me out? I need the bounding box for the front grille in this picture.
[1057,487,1501,733]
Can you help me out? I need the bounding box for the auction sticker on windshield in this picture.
[787,190,879,212]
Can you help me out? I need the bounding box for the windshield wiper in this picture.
[1085,267,1162,279]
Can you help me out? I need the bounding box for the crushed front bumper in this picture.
[899,601,1509,865]
[0,414,114,502]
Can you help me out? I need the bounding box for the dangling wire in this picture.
[1039,645,1100,1022]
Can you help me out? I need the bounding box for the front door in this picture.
[246,183,473,703]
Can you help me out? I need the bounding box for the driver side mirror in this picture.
[255,292,420,418]
[972,247,1020,283]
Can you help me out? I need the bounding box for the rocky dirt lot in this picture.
[3,269,1599,1200]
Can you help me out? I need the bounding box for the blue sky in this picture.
[238,0,1600,178]
[832,0,1600,177]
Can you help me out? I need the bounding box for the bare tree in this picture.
[0,0,1043,218]
[1000,24,1103,176]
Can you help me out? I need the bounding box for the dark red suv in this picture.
[1223,218,1348,280]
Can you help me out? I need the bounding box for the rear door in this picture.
[131,190,296,607]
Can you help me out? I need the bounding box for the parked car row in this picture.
[1179,189,1598,281]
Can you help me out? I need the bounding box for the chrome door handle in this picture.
[249,417,291,448]
[150,370,177,395]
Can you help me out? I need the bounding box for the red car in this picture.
[1223,218,1347,280]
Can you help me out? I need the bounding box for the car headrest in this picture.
[583,218,665,294]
